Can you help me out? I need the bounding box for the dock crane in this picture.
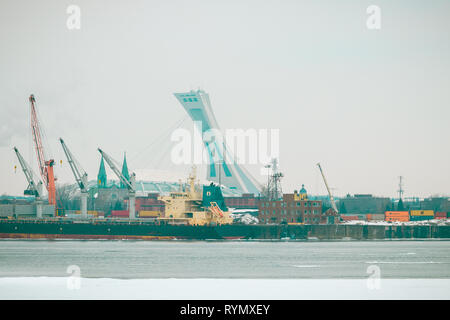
[59,138,89,218]
[29,94,57,209]
[13,147,44,218]
[98,148,136,219]
[317,163,339,214]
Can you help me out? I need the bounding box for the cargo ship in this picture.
[0,218,250,240]
[0,168,246,240]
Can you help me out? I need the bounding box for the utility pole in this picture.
[264,164,271,199]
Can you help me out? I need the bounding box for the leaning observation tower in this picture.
[174,89,261,195]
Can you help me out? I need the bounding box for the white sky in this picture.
[0,0,449,199]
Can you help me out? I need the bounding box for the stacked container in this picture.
[385,211,409,222]
[435,212,447,220]
[410,210,434,221]
[111,210,129,218]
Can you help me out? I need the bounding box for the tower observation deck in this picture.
[174,90,261,195]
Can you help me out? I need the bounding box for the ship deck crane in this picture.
[29,94,57,210]
[317,163,339,214]
[98,148,136,219]
[60,138,89,218]
[13,147,44,218]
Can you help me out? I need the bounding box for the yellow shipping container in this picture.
[410,210,434,217]
[74,210,99,216]
[139,210,160,217]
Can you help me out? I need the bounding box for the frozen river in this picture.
[1,240,449,299]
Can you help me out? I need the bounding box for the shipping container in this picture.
[139,210,160,217]
[385,211,409,222]
[385,211,409,216]
[111,210,129,217]
[410,215,433,221]
[435,212,446,218]
[341,215,359,221]
[410,210,434,217]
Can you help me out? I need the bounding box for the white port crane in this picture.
[13,146,44,218]
[97,148,136,219]
[317,163,339,213]
[59,138,89,218]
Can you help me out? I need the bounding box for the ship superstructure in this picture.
[159,167,233,226]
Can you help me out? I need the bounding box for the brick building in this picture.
[224,193,259,209]
[258,186,326,224]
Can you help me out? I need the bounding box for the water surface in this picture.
[0,240,449,279]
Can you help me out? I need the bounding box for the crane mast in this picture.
[98,148,136,219]
[29,94,56,207]
[60,138,89,218]
[317,163,338,213]
[13,147,44,218]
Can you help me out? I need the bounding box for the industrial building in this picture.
[257,186,337,224]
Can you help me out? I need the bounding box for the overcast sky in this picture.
[0,0,449,199]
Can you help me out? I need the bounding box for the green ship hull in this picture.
[1,218,449,240]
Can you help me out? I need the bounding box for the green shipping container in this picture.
[410,215,433,221]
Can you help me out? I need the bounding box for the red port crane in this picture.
[29,94,57,207]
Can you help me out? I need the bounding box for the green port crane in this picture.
[13,146,44,218]
[59,138,89,218]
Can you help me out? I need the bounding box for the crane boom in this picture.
[13,147,44,198]
[98,148,136,219]
[30,95,46,185]
[29,94,56,206]
[14,146,44,218]
[60,138,88,192]
[98,148,135,191]
[317,163,338,213]
[60,138,89,218]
